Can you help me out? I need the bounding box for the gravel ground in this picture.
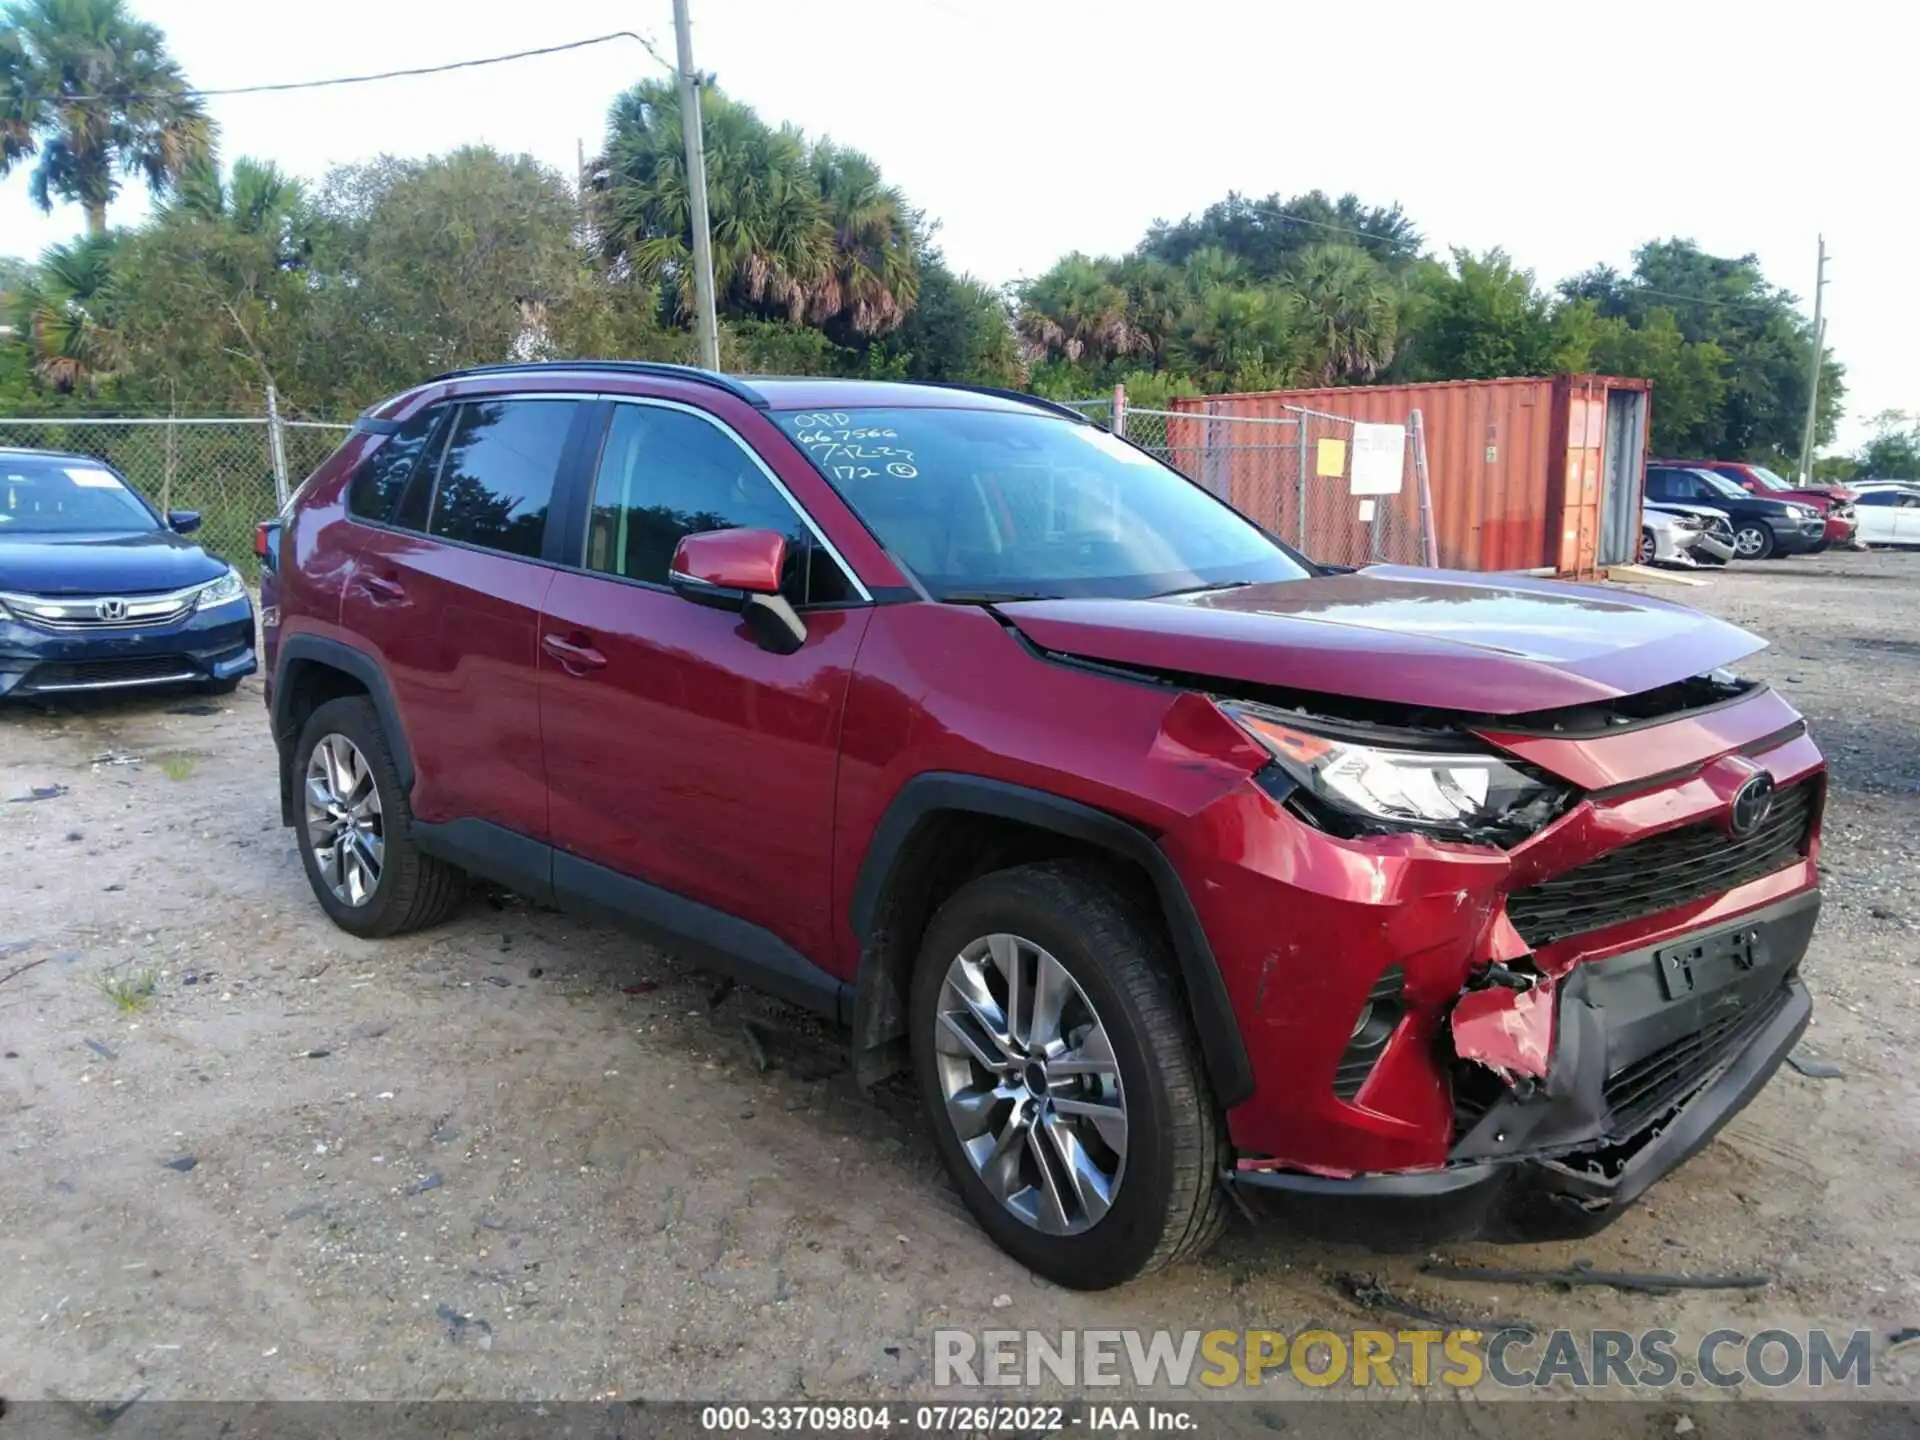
[1,552,1917,1422]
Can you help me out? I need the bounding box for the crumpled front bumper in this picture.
[1224,889,1817,1247]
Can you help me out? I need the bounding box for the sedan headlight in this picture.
[1223,703,1570,845]
[1787,504,1818,519]
[194,567,249,611]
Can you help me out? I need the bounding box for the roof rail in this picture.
[429,360,768,408]
[907,382,1091,423]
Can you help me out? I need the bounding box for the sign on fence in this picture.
[1348,423,1407,495]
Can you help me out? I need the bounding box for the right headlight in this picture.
[1222,703,1571,846]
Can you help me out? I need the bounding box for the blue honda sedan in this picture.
[0,447,257,700]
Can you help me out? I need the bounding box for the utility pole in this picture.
[672,0,722,371]
[1797,235,1828,482]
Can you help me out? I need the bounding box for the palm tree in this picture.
[0,0,212,236]
[1167,283,1303,393]
[592,83,921,343]
[1015,254,1140,365]
[12,231,118,389]
[807,142,918,338]
[593,79,829,326]
[157,153,308,262]
[1290,243,1399,384]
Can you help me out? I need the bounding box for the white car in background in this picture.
[1851,483,1920,547]
[1642,502,1736,566]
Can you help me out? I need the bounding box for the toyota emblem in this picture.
[1729,772,1776,838]
[95,598,129,621]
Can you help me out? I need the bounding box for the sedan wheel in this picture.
[304,733,385,907]
[931,932,1128,1236]
[1638,528,1657,565]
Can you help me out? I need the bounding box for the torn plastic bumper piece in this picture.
[1224,889,1819,1248]
[1450,968,1555,1087]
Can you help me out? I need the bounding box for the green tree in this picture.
[1166,283,1303,393]
[304,147,590,405]
[873,251,1021,385]
[1395,249,1585,381]
[1561,240,1842,463]
[1141,190,1422,278]
[1015,253,1141,366]
[1858,410,1920,479]
[0,0,212,235]
[1290,243,1399,384]
[591,80,918,342]
[108,156,312,410]
[11,230,118,390]
[1583,308,1728,455]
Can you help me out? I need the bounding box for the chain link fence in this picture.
[0,415,351,566]
[1070,396,1433,569]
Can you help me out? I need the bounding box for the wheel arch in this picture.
[272,636,412,826]
[848,773,1254,1107]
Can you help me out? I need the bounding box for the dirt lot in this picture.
[2,552,1917,1421]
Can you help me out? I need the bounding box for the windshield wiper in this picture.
[1152,579,1257,598]
[939,591,1064,605]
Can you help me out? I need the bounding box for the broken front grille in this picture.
[1603,985,1792,1137]
[1504,777,1819,948]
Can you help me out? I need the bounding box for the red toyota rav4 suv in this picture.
[263,364,1824,1289]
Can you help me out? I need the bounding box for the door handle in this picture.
[541,632,607,671]
[359,573,408,604]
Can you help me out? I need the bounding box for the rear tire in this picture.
[1731,522,1775,560]
[910,862,1228,1289]
[292,696,465,938]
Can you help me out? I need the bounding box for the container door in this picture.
[1600,390,1649,566]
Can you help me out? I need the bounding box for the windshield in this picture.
[0,456,158,535]
[770,407,1311,600]
[1744,466,1794,491]
[1692,469,1753,500]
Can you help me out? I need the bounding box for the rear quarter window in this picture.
[347,409,445,525]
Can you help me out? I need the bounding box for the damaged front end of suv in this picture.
[1140,664,1823,1248]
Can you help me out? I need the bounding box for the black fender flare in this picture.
[271,635,414,822]
[849,772,1255,1107]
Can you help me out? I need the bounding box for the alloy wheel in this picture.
[1638,530,1656,565]
[304,733,385,907]
[931,933,1128,1235]
[1733,526,1768,557]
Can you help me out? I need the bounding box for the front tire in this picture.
[910,862,1227,1289]
[292,696,465,937]
[1637,528,1657,565]
[1731,522,1776,560]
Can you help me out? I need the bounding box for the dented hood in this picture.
[998,566,1765,715]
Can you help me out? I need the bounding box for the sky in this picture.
[1,0,1911,450]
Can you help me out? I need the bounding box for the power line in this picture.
[21,31,672,106]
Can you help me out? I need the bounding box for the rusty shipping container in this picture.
[1171,375,1652,575]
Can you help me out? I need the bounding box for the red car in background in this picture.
[1660,460,1859,550]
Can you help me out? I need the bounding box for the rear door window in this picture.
[424,398,580,560]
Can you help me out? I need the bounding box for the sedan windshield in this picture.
[0,456,158,535]
[771,407,1310,600]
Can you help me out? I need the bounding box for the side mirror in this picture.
[168,510,203,535]
[668,527,806,655]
